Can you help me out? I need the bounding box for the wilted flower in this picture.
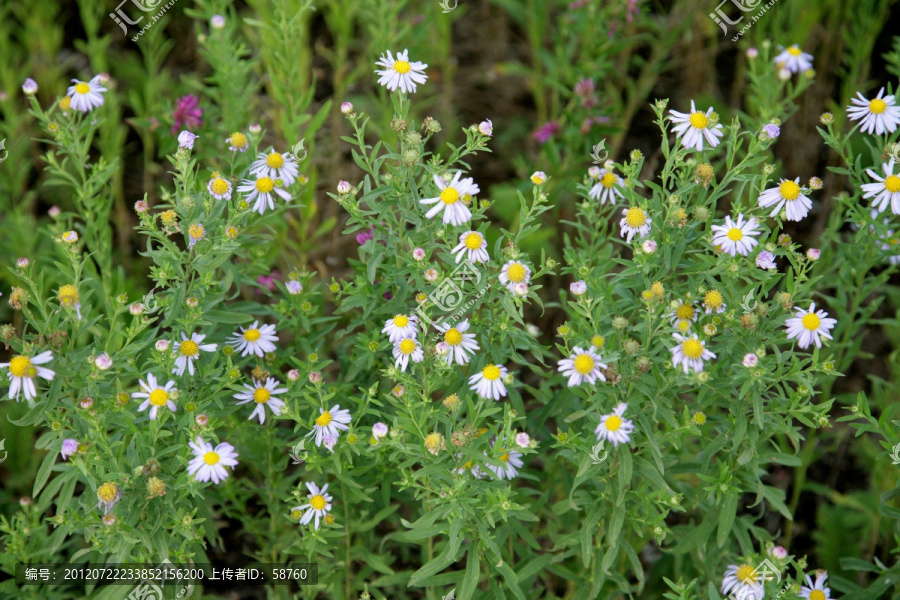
[570,280,587,296]
[177,130,198,149]
[171,95,202,133]
[61,438,77,460]
[478,119,493,136]
[340,102,353,114]
[210,14,226,29]
[94,353,112,370]
[746,47,758,59]
[16,257,29,268]
[742,353,759,367]
[309,371,321,384]
[22,78,38,95]
[762,123,781,139]
[337,180,351,194]
[806,248,820,261]
[129,303,144,315]
[373,422,389,440]
[286,280,303,295]
[515,432,531,448]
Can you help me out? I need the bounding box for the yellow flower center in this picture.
[316,411,333,427]
[499,452,510,462]
[393,315,409,328]
[444,328,463,346]
[254,387,271,403]
[600,172,617,188]
[8,355,31,378]
[255,177,275,193]
[591,335,605,348]
[440,187,460,204]
[689,112,709,129]
[291,508,301,518]
[229,132,248,148]
[726,227,743,241]
[203,451,220,465]
[573,354,595,375]
[59,96,72,110]
[399,338,417,355]
[243,328,261,342]
[704,291,724,309]
[97,482,118,503]
[266,152,285,168]
[625,207,647,227]
[211,178,229,194]
[74,82,90,95]
[682,339,704,359]
[885,175,900,193]
[675,304,695,320]
[482,365,501,380]
[58,284,78,306]
[779,180,801,201]
[870,98,888,114]
[464,232,483,250]
[802,313,821,331]
[393,60,412,74]
[736,565,758,584]
[809,591,826,600]
[310,494,327,510]
[180,340,199,356]
[787,46,802,56]
[605,415,623,431]
[188,224,205,240]
[149,389,169,407]
[506,263,527,283]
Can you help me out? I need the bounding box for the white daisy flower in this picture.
[594,403,635,447]
[436,319,480,365]
[1,351,54,402]
[758,177,812,221]
[250,150,300,186]
[308,405,352,447]
[721,563,766,600]
[292,482,333,530]
[171,332,217,376]
[485,448,524,480]
[469,363,509,400]
[451,231,489,264]
[711,214,761,256]
[207,176,232,200]
[375,49,428,93]
[619,207,652,242]
[226,131,250,153]
[234,377,288,424]
[847,87,900,135]
[862,159,900,214]
[799,571,834,600]
[668,100,724,152]
[702,290,727,314]
[453,454,485,479]
[419,171,479,226]
[871,208,900,264]
[237,176,291,215]
[132,373,177,420]
[499,260,531,291]
[66,75,107,112]
[393,338,424,372]
[785,302,837,349]
[187,437,238,484]
[229,321,278,357]
[558,346,607,387]
[382,314,419,342]
[670,333,716,374]
[588,169,624,205]
[669,300,699,331]
[774,44,814,73]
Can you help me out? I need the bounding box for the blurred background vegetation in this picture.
[2,0,900,595]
